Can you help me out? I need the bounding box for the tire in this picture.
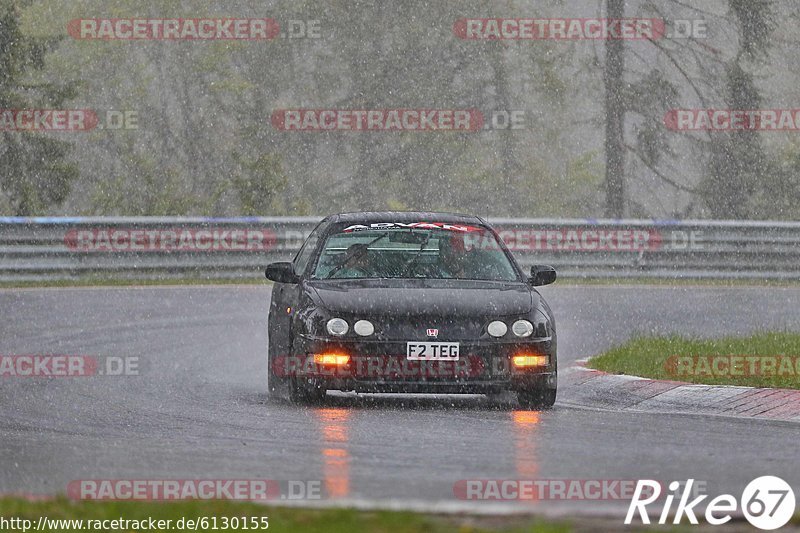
[485,390,515,403]
[267,347,291,400]
[289,378,327,405]
[517,387,557,409]
[267,363,289,400]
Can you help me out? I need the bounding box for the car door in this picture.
[269,223,325,359]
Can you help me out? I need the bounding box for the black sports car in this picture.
[265,212,557,407]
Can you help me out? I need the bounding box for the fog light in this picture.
[326,318,349,336]
[353,319,375,336]
[512,355,548,367]
[487,320,508,337]
[512,320,534,337]
[313,353,350,366]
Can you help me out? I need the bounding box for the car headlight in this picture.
[326,318,349,336]
[487,320,508,337]
[511,319,534,338]
[353,319,374,336]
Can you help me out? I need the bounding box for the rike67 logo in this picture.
[626,477,796,530]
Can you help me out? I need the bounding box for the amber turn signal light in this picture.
[313,353,350,366]
[512,355,548,368]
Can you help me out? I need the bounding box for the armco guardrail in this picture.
[0,216,799,281]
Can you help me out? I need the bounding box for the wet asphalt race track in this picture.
[2,284,800,518]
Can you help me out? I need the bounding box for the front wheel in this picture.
[289,378,327,404]
[267,352,290,400]
[517,387,557,409]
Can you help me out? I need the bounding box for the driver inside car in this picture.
[329,243,377,278]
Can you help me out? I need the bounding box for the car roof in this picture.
[324,211,485,225]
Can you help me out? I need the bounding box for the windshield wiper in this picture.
[325,232,389,279]
[401,232,431,277]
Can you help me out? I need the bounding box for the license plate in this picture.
[406,342,460,360]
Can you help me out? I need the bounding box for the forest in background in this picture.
[2,0,800,220]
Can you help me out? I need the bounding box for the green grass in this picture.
[589,332,800,389]
[1,497,792,532]
[0,497,573,533]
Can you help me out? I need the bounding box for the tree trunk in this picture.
[604,0,626,218]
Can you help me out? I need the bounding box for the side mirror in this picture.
[265,262,299,284]
[529,265,556,286]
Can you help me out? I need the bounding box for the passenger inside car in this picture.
[437,234,515,280]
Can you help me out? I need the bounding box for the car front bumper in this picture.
[273,336,557,393]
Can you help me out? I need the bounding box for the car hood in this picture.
[306,279,535,317]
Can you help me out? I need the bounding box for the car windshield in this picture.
[311,225,519,281]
